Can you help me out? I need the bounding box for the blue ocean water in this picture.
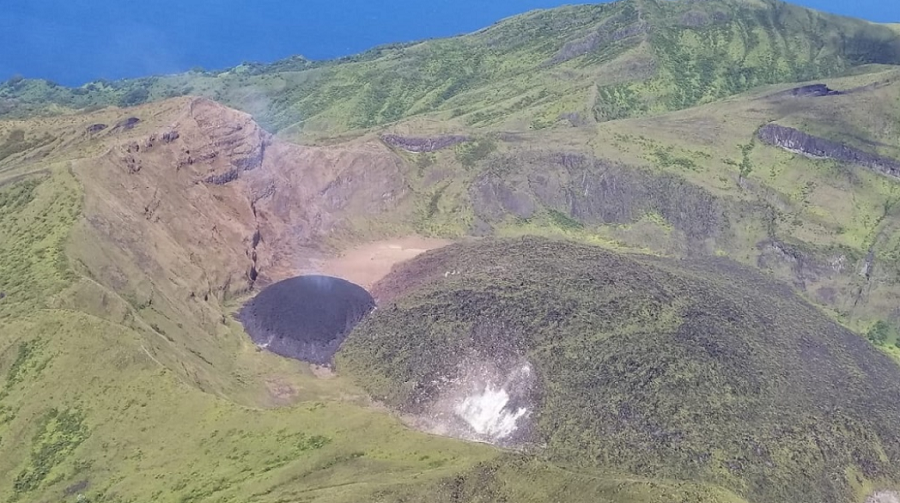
[2,0,898,86]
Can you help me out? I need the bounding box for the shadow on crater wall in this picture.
[239,275,375,365]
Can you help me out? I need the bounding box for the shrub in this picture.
[119,87,150,108]
[867,320,892,346]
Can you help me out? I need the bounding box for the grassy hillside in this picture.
[2,0,900,141]
[0,97,758,503]
[0,178,751,503]
[0,166,502,503]
[363,67,900,350]
[0,1,899,501]
[584,68,900,337]
[0,103,501,503]
[339,237,900,503]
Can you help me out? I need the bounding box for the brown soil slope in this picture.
[72,97,407,301]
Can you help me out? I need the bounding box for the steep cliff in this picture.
[758,124,900,179]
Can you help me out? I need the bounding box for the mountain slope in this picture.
[0,97,758,503]
[1,1,900,502]
[356,67,900,343]
[2,0,900,141]
[339,236,900,503]
[0,101,500,502]
[0,100,478,502]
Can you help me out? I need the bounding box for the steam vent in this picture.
[239,275,376,365]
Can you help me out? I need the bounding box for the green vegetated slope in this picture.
[0,104,751,503]
[0,121,456,501]
[356,70,900,356]
[3,0,900,140]
[0,0,899,501]
[339,237,900,503]
[372,66,900,350]
[0,184,737,503]
[0,167,507,503]
[585,68,900,339]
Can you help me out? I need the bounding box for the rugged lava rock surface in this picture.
[471,152,727,243]
[240,275,375,365]
[767,83,842,98]
[381,134,470,153]
[758,123,900,179]
[339,237,900,503]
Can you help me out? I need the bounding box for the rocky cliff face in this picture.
[758,124,900,179]
[471,151,729,245]
[766,83,842,99]
[70,97,408,332]
[380,134,470,153]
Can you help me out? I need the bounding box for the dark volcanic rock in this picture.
[203,168,240,186]
[769,84,842,99]
[239,275,375,365]
[343,237,900,503]
[559,112,587,127]
[678,9,730,27]
[63,480,89,496]
[112,117,141,132]
[755,238,851,290]
[231,139,266,171]
[472,152,726,242]
[381,134,469,153]
[758,124,900,179]
[679,11,710,27]
[160,130,180,143]
[86,123,108,134]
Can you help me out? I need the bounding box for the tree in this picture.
[866,320,892,346]
[119,87,150,108]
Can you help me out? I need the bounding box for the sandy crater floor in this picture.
[310,236,452,289]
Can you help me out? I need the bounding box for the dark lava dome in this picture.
[340,237,900,503]
[239,275,375,365]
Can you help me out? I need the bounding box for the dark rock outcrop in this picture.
[86,124,108,134]
[679,11,710,27]
[203,168,240,186]
[160,130,180,143]
[679,10,730,27]
[559,112,587,127]
[758,124,900,179]
[342,237,900,503]
[231,140,265,171]
[381,134,469,153]
[112,117,141,132]
[768,84,842,99]
[755,238,854,291]
[472,152,726,242]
